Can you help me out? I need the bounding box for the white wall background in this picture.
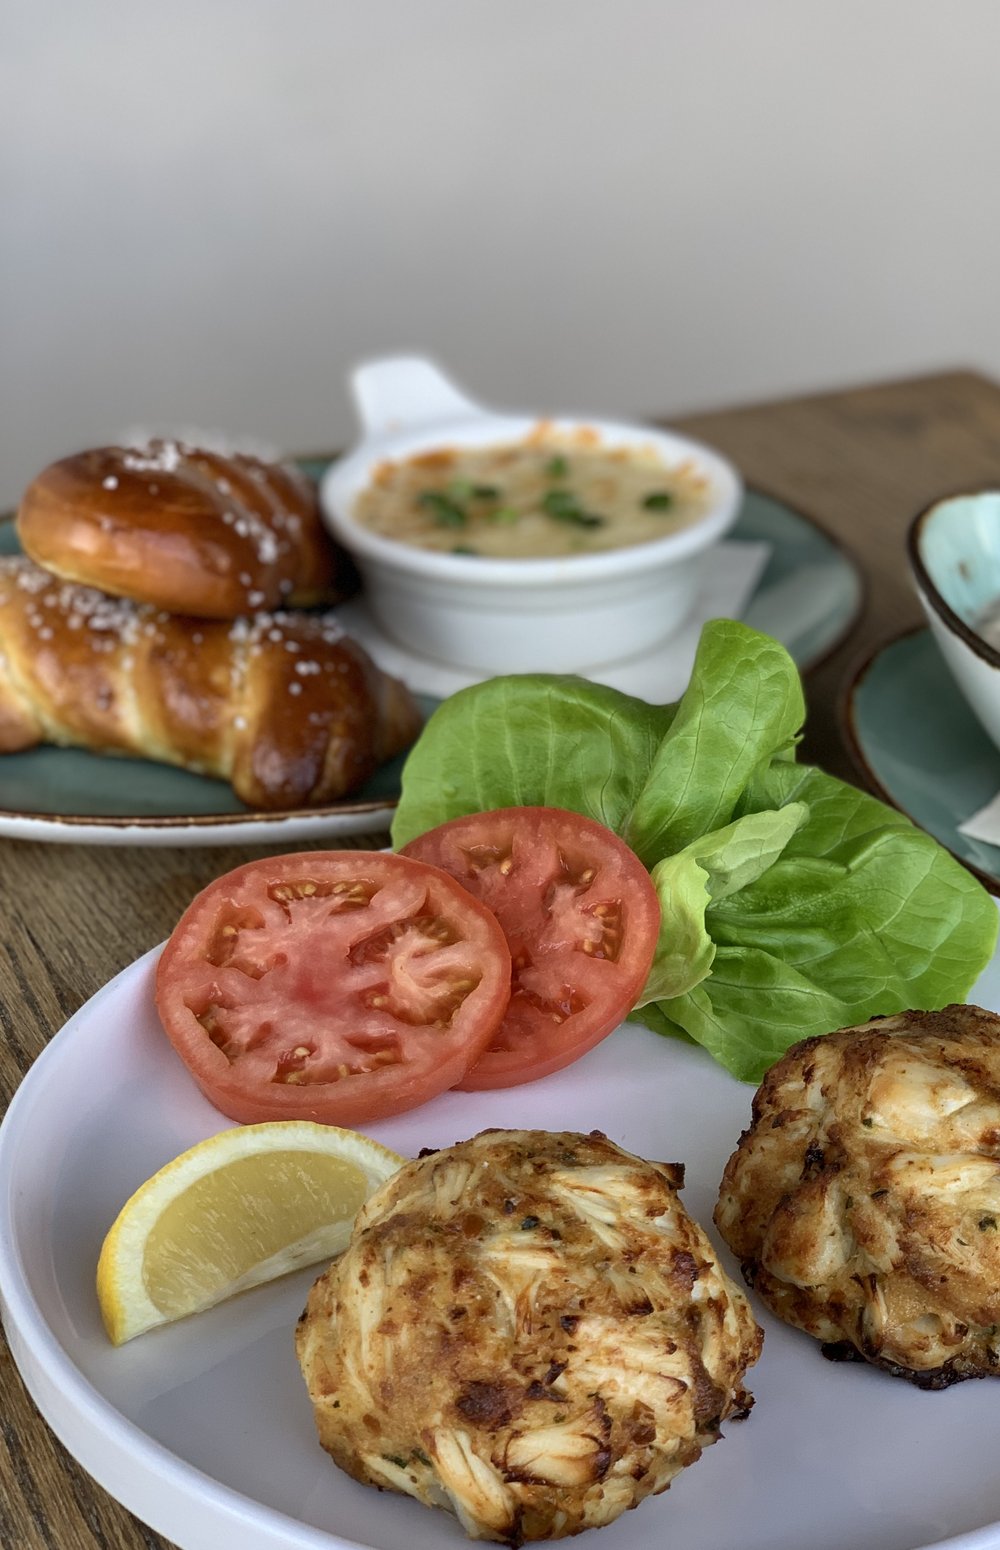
[2,0,999,506]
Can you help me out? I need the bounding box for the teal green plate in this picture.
[842,626,1000,892]
[0,473,861,843]
[736,488,862,667]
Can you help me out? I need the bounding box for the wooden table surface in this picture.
[5,367,1000,1549]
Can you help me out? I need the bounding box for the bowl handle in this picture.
[350,356,485,439]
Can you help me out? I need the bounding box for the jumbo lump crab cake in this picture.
[297,1127,762,1544]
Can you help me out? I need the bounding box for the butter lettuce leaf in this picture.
[633,770,998,1080]
[391,674,676,849]
[625,619,804,866]
[640,805,808,1003]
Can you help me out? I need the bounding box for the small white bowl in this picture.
[908,489,1000,752]
[320,356,743,674]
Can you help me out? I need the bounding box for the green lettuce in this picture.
[626,619,805,864]
[639,805,809,1004]
[391,675,677,847]
[391,620,998,1083]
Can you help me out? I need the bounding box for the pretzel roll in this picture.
[17,441,352,619]
[0,558,422,810]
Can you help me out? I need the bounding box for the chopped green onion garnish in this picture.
[541,489,604,528]
[451,544,478,555]
[545,455,569,478]
[541,489,579,515]
[417,490,467,527]
[489,506,520,524]
[642,490,674,510]
[447,478,475,501]
[548,507,604,529]
[472,484,501,500]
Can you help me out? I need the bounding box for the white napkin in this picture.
[336,539,772,703]
[958,794,1000,846]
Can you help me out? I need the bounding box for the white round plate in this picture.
[2,946,1000,1550]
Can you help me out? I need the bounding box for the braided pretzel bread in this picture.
[0,558,422,810]
[17,441,351,619]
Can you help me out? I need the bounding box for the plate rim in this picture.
[0,794,402,831]
[0,805,402,848]
[717,473,866,676]
[839,623,1000,894]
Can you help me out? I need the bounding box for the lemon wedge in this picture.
[96,1121,404,1345]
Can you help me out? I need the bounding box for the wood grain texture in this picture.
[3,369,1000,1549]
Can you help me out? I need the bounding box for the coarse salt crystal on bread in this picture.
[16,440,355,620]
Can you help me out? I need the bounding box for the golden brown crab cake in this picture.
[716,1004,1000,1389]
[296,1128,761,1545]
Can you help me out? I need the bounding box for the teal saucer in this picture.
[842,627,1000,891]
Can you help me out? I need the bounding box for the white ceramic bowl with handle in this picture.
[320,356,743,674]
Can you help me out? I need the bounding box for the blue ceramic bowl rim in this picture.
[906,490,1000,672]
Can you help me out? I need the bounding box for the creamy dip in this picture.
[353,429,711,558]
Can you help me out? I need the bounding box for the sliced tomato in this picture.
[154,851,511,1124]
[401,807,660,1089]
